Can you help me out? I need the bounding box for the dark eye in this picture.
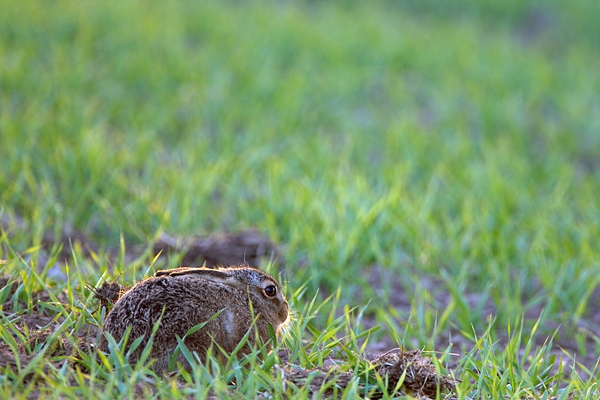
[264,285,277,297]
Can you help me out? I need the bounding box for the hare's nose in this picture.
[279,302,290,322]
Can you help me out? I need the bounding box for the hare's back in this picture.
[105,276,246,336]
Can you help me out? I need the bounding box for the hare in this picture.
[98,266,289,374]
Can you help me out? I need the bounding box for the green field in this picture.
[1,0,600,398]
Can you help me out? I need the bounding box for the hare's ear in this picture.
[155,266,196,277]
[155,267,233,282]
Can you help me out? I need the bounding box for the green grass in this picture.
[1,0,600,398]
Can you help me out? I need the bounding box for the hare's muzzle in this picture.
[279,301,290,326]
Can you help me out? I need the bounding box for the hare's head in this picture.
[156,265,290,330]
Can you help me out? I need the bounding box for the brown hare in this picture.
[98,266,289,374]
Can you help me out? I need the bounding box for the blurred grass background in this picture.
[1,0,600,350]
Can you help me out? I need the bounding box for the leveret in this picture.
[98,266,289,374]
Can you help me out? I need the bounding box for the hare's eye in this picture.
[264,285,277,297]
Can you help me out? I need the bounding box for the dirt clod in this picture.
[373,349,457,398]
[282,349,456,399]
[90,281,128,311]
[153,230,280,268]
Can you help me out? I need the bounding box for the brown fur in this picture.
[98,266,289,374]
